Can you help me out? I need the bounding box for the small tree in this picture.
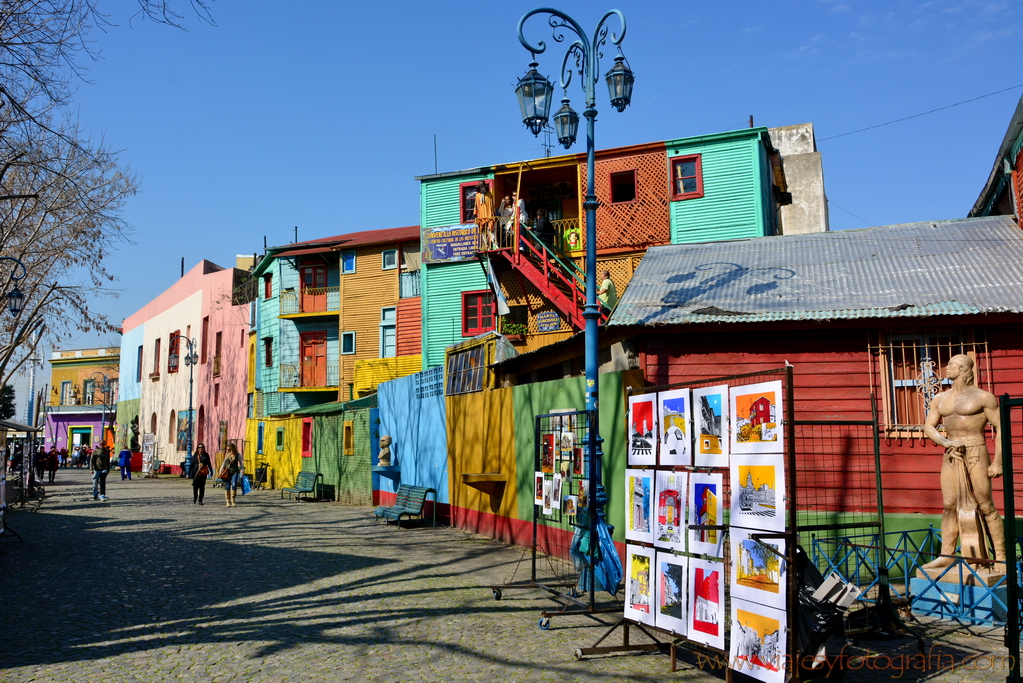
[0,384,15,420]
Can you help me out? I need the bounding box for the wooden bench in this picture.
[373,485,437,529]
[281,471,322,501]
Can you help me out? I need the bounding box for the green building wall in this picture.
[511,369,643,546]
[309,407,375,505]
[667,128,775,244]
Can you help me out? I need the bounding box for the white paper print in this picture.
[693,384,729,467]
[657,388,691,466]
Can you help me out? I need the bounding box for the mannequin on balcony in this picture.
[474,181,496,249]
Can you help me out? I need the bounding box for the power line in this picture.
[819,84,1023,142]
[826,199,873,227]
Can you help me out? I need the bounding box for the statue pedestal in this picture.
[910,567,1006,624]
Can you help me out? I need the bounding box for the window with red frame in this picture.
[462,291,496,336]
[460,179,492,224]
[263,274,272,299]
[670,154,704,200]
[301,418,313,458]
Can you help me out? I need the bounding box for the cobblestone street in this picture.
[0,468,1015,682]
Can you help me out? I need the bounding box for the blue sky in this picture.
[14,0,1023,411]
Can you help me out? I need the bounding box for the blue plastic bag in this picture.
[240,475,252,495]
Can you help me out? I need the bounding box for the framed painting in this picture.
[653,470,687,551]
[688,473,724,558]
[730,526,787,610]
[552,474,563,513]
[730,381,784,454]
[628,394,657,466]
[657,388,691,466]
[730,598,787,683]
[540,433,556,474]
[564,494,578,517]
[625,469,654,544]
[655,551,687,636]
[693,384,729,468]
[542,479,553,515]
[534,472,544,506]
[730,454,786,533]
[624,544,655,626]
[688,557,725,650]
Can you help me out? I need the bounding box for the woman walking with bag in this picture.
[220,442,242,507]
[191,443,213,505]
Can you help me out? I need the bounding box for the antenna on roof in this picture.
[294,226,298,243]
[181,257,184,278]
[263,235,267,251]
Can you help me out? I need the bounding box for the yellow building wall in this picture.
[352,355,421,397]
[48,355,120,406]
[243,414,304,490]
[446,386,518,523]
[338,246,400,397]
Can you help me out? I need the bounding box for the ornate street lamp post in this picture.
[88,372,114,450]
[516,8,635,594]
[168,336,199,478]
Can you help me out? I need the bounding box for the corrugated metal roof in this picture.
[608,216,1023,327]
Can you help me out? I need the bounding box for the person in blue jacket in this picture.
[118,447,133,481]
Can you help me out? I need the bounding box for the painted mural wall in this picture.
[376,367,448,508]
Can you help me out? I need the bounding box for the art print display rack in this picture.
[576,367,797,680]
[577,365,906,680]
[489,409,623,626]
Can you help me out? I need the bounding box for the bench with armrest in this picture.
[373,485,437,529]
[281,471,322,501]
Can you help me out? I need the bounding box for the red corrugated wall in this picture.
[638,318,1023,516]
[396,297,421,356]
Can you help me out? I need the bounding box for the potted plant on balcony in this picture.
[502,322,528,344]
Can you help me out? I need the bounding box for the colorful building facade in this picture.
[44,346,119,452]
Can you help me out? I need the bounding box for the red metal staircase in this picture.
[479,219,605,332]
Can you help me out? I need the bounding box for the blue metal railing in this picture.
[809,527,1016,627]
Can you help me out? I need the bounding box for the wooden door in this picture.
[300,265,328,312]
[300,331,327,386]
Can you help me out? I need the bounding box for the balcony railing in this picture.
[474,216,583,253]
[280,286,340,315]
[279,360,340,389]
[399,270,421,299]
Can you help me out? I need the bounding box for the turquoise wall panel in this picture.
[420,174,488,230]
[421,260,488,369]
[667,132,770,244]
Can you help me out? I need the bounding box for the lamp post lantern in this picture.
[516,8,634,595]
[0,256,28,315]
[168,335,199,478]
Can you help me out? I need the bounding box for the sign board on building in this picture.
[536,311,562,333]
[423,224,477,264]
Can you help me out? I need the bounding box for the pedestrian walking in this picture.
[191,443,212,505]
[91,446,111,501]
[70,446,80,468]
[118,447,133,480]
[34,447,46,480]
[46,448,59,484]
[220,442,242,507]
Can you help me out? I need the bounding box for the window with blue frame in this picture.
[341,250,356,274]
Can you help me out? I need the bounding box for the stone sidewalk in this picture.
[0,468,1015,682]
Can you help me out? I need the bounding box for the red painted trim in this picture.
[669,153,705,201]
[608,168,639,204]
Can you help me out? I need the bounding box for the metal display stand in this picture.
[490,410,623,626]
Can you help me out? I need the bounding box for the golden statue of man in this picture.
[921,354,1005,570]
